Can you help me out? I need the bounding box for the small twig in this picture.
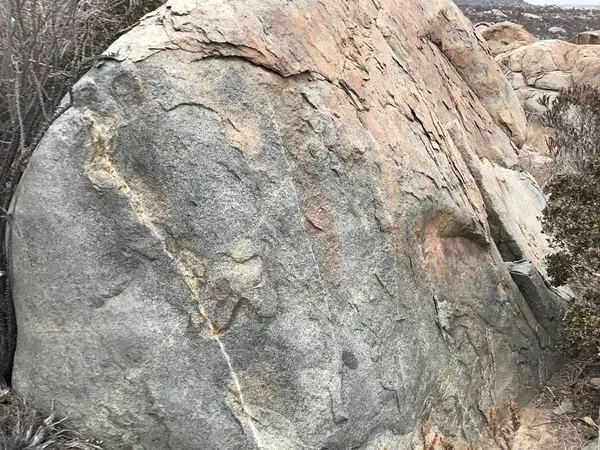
[545,387,578,432]
[527,409,542,428]
[529,420,563,428]
[568,359,590,386]
[524,432,540,441]
[597,407,600,450]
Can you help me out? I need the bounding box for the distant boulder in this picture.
[548,26,567,35]
[474,21,491,34]
[455,0,526,5]
[492,9,508,19]
[480,21,538,56]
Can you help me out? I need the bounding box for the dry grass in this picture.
[508,360,600,450]
[419,396,522,450]
[485,395,522,450]
[0,386,102,449]
[543,86,600,174]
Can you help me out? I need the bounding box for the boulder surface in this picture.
[9,0,558,448]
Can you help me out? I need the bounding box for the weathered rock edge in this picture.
[9,0,559,449]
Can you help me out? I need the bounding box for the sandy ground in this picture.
[495,357,600,450]
[512,404,587,450]
[419,357,600,450]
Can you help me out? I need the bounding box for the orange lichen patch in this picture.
[280,3,345,80]
[384,0,425,40]
[422,230,481,279]
[419,210,486,278]
[443,46,470,70]
[302,192,332,234]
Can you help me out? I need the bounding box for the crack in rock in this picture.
[81,111,262,447]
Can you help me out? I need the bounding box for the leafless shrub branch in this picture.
[0,0,165,382]
[544,85,600,174]
[0,385,103,449]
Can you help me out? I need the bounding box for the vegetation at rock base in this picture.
[419,395,522,450]
[0,386,102,449]
[562,295,600,354]
[0,0,165,383]
[542,85,600,356]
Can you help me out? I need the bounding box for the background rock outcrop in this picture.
[456,0,526,5]
[493,35,600,122]
[459,4,600,41]
[571,31,600,46]
[9,0,561,448]
[478,21,538,56]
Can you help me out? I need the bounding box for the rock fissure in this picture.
[216,339,263,446]
[338,79,366,111]
[81,112,263,447]
[161,30,309,80]
[163,101,220,115]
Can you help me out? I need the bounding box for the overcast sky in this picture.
[527,0,600,4]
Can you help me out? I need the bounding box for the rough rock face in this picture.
[9,0,558,448]
[506,260,567,340]
[496,38,600,121]
[479,21,538,57]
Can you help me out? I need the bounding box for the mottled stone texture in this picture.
[9,0,558,448]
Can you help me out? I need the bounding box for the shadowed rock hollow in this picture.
[8,0,563,448]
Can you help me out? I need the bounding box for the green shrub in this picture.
[543,85,600,355]
[561,294,600,355]
[542,158,600,287]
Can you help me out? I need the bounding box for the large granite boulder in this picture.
[8,0,557,448]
